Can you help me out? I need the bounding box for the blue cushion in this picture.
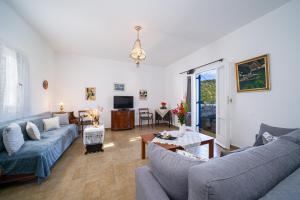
[135,166,170,200]
[2,123,25,156]
[148,143,204,200]
[260,167,300,200]
[280,129,300,146]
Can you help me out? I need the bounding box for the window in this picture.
[0,44,29,122]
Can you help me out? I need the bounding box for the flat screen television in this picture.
[114,96,134,109]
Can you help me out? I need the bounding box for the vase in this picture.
[179,124,186,136]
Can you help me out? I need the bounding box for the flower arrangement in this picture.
[86,106,104,127]
[160,101,167,109]
[171,101,188,125]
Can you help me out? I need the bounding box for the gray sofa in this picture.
[0,112,79,182]
[136,125,300,200]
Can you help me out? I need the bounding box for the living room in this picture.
[1,0,300,200]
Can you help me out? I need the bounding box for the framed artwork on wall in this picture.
[235,54,270,92]
[139,89,148,100]
[85,87,96,101]
[114,83,125,91]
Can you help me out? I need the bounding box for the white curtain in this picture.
[0,44,29,122]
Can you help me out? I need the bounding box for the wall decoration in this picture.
[43,80,48,90]
[235,54,270,92]
[85,87,96,101]
[139,89,148,100]
[114,83,125,91]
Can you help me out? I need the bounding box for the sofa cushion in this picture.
[43,117,60,131]
[259,167,300,200]
[188,139,300,200]
[280,129,300,146]
[136,166,170,200]
[3,123,25,156]
[53,113,69,125]
[254,123,297,146]
[26,122,41,140]
[148,143,204,200]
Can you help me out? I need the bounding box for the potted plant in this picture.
[172,101,188,135]
[160,101,167,109]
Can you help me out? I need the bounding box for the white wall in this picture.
[164,0,300,147]
[53,54,165,128]
[0,1,55,116]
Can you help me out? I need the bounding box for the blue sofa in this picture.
[0,112,79,182]
[136,125,300,200]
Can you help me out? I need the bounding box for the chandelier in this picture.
[130,26,146,67]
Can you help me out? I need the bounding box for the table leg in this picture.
[141,140,146,159]
[208,140,214,158]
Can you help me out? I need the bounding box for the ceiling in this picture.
[6,0,290,66]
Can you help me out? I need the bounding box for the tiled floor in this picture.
[0,125,225,200]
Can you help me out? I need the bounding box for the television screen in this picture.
[114,96,134,109]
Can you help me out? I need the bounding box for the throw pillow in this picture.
[43,117,60,131]
[280,129,300,146]
[53,113,69,125]
[3,123,25,156]
[262,132,278,144]
[254,123,297,146]
[26,122,41,140]
[148,143,204,200]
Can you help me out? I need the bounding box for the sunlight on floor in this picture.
[129,136,141,142]
[103,142,115,148]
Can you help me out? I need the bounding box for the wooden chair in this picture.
[139,108,153,128]
[78,110,93,135]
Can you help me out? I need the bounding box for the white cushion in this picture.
[43,117,60,131]
[3,123,25,156]
[53,113,69,125]
[26,122,41,140]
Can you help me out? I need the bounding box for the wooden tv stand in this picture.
[111,109,135,131]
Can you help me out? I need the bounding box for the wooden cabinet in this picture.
[111,110,135,131]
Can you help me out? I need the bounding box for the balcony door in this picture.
[195,62,231,149]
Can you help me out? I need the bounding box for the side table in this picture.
[83,125,105,154]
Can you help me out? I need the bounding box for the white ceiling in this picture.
[6,0,290,66]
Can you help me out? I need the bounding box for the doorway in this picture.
[194,62,231,149]
[196,69,216,137]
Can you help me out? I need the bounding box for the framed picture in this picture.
[114,83,125,91]
[235,54,270,92]
[139,89,148,100]
[85,87,96,101]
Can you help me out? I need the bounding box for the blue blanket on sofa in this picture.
[0,113,79,181]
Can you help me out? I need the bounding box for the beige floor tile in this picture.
[0,124,225,200]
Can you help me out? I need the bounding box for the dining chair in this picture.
[138,108,153,128]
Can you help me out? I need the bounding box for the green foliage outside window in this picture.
[201,80,216,104]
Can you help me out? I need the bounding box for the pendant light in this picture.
[129,26,146,67]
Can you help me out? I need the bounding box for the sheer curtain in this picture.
[0,44,29,122]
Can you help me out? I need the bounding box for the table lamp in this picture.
[59,102,64,112]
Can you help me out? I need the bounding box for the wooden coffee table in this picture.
[141,132,214,159]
